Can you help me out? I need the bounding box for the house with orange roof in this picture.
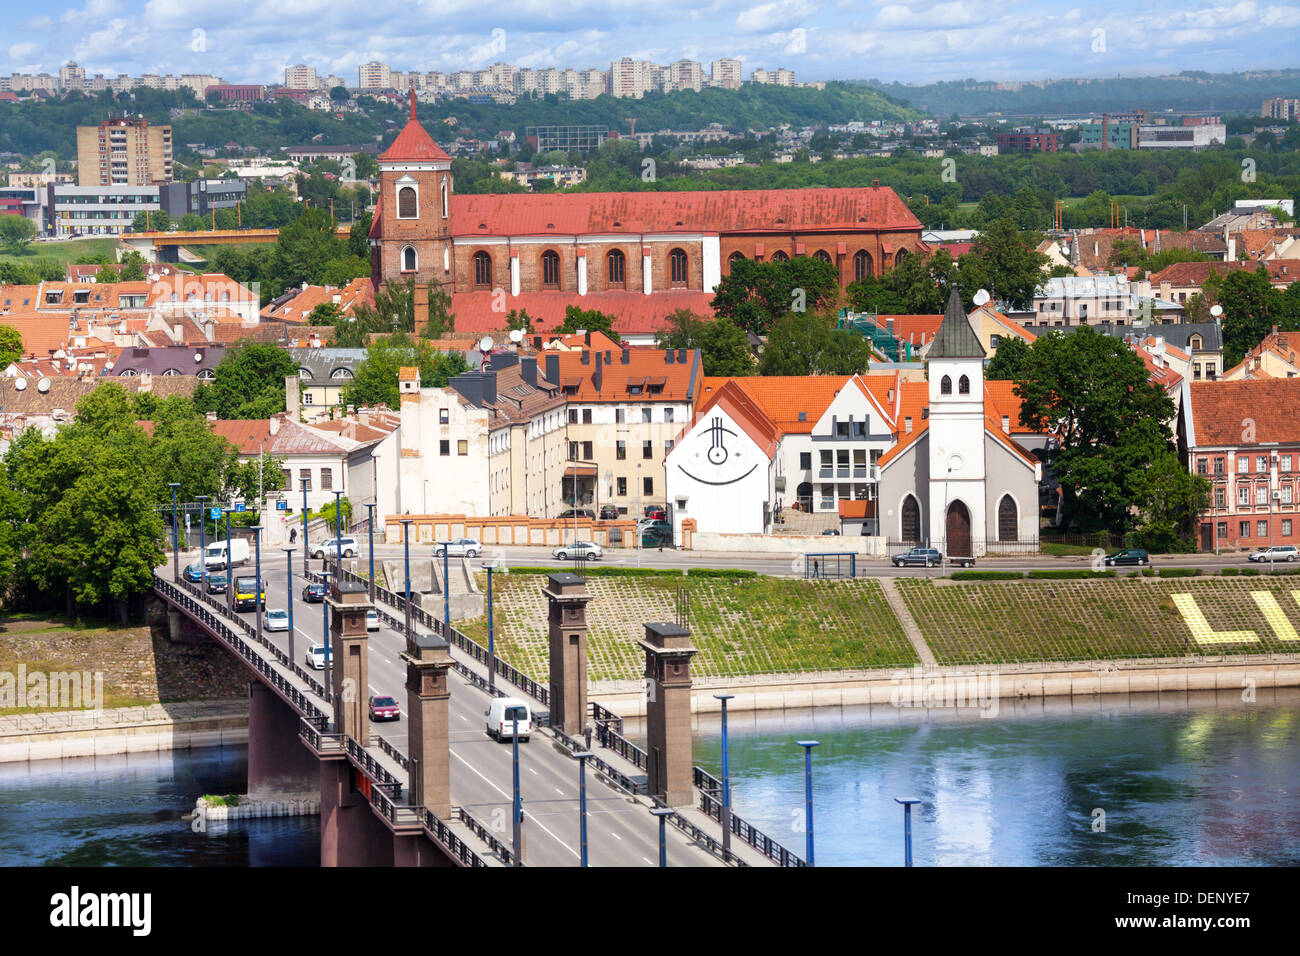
[260,277,374,324]
[1220,327,1300,381]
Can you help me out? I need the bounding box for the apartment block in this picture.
[710,58,742,90]
[358,61,392,89]
[284,64,318,90]
[76,118,173,187]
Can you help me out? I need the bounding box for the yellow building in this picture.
[76,117,173,187]
[1222,328,1300,381]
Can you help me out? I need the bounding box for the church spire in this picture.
[409,88,417,122]
[929,287,985,359]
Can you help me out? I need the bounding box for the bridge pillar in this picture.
[166,606,184,642]
[328,581,373,746]
[402,632,453,819]
[247,681,320,797]
[544,573,592,734]
[319,759,393,867]
[640,622,698,807]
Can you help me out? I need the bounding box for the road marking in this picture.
[642,856,652,865]
[555,787,564,794]
[611,832,621,841]
[528,767,539,776]
[449,750,578,860]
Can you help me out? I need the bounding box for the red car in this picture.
[368,695,400,722]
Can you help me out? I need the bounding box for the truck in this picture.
[203,538,250,570]
[233,575,265,612]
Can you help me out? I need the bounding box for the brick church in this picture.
[369,92,926,338]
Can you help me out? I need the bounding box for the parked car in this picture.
[553,541,602,561]
[263,608,289,632]
[485,697,532,742]
[368,695,400,722]
[311,537,358,559]
[1103,549,1148,566]
[1248,545,1299,562]
[366,609,380,631]
[643,506,667,521]
[822,528,841,536]
[183,562,205,583]
[305,643,331,670]
[557,508,595,520]
[948,554,976,569]
[301,582,327,602]
[599,505,620,520]
[206,575,228,594]
[433,537,482,558]
[892,548,941,568]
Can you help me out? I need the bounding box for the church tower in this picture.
[369,90,454,293]
[926,288,987,558]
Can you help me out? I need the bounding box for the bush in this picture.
[1240,567,1260,576]
[504,565,680,578]
[1157,568,1201,578]
[1220,567,1239,576]
[950,570,1025,580]
[686,568,759,579]
[1026,569,1117,579]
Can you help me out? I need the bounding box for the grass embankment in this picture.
[0,237,124,269]
[899,577,1300,665]
[462,573,917,682]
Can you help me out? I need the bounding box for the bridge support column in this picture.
[319,759,393,867]
[328,580,373,746]
[544,573,592,735]
[392,832,453,867]
[402,633,453,819]
[247,680,319,798]
[167,606,184,642]
[640,622,698,807]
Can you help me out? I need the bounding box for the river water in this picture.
[2,688,1297,867]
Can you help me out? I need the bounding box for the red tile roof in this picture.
[700,376,849,434]
[878,380,1040,467]
[379,92,451,163]
[1187,379,1300,446]
[672,378,781,459]
[875,314,943,351]
[1149,259,1296,287]
[547,347,699,403]
[450,290,715,336]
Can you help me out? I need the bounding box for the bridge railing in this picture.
[695,786,807,868]
[652,798,749,868]
[550,723,646,796]
[421,808,491,868]
[454,806,515,866]
[376,736,410,773]
[595,721,649,772]
[590,701,624,736]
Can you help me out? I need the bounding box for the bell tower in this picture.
[371,90,454,294]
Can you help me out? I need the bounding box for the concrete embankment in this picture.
[0,699,248,763]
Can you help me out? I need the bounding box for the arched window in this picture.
[397,186,417,219]
[771,250,789,263]
[958,374,970,394]
[895,247,909,265]
[998,494,1018,543]
[198,368,215,380]
[813,249,831,263]
[940,375,952,395]
[330,368,354,379]
[901,495,921,543]
[441,179,448,219]
[402,246,417,272]
[473,251,492,288]
[607,249,625,287]
[728,251,745,268]
[853,250,872,281]
[119,368,138,376]
[1190,335,1202,350]
[669,248,688,286]
[542,250,560,288]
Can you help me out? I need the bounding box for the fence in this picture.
[693,767,807,868]
[884,535,1131,557]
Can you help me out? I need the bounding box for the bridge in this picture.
[153,548,802,867]
[120,226,353,263]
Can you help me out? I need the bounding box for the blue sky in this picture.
[2,0,1297,85]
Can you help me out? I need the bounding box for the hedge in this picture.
[1220,567,1239,576]
[503,565,681,578]
[685,568,759,579]
[950,570,1025,580]
[1157,568,1201,578]
[1026,569,1118,579]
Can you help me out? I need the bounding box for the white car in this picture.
[305,644,331,669]
[1248,545,1299,562]
[366,609,379,631]
[263,609,289,631]
[434,537,482,558]
[312,537,358,559]
[553,541,602,561]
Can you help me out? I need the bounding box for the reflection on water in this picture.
[0,746,318,867]
[628,687,1300,866]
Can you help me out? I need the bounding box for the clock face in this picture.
[676,415,757,486]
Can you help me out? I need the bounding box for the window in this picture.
[1239,521,1250,538]
[642,440,653,459]
[458,440,468,456]
[998,495,1018,542]
[582,442,592,459]
[568,441,579,460]
[320,468,332,490]
[669,248,688,286]
[1190,335,1202,350]
[1214,457,1225,475]
[542,250,560,288]
[1258,520,1269,537]
[441,179,448,219]
[664,408,674,423]
[1257,486,1268,506]
[800,452,811,470]
[439,408,449,424]
[1282,455,1293,472]
[1238,457,1250,474]
[1197,458,1208,475]
[1205,364,1216,380]
[664,439,674,453]
[1214,488,1225,509]
[1193,363,1202,380]
[901,495,921,541]
[1238,487,1250,506]
[771,250,789,263]
[853,250,872,281]
[568,408,579,424]
[440,440,449,456]
[616,441,626,460]
[397,185,417,219]
[617,477,627,496]
[607,249,625,286]
[303,392,314,405]
[940,375,952,395]
[958,375,970,394]
[1283,519,1293,536]
[402,246,417,272]
[299,468,312,491]
[990,335,1001,349]
[1282,485,1293,505]
[813,249,831,263]
[642,408,652,424]
[1257,456,1268,473]
[473,251,492,288]
[1218,522,1228,538]
[615,408,625,424]
[643,476,653,496]
[728,251,745,270]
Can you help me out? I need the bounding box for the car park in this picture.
[366,609,380,631]
[553,541,602,561]
[305,644,331,669]
[263,609,289,632]
[892,548,941,568]
[557,508,595,520]
[485,697,532,742]
[433,537,482,558]
[311,537,358,559]
[301,582,327,602]
[1103,549,1148,566]
[1248,545,1299,562]
[369,695,400,722]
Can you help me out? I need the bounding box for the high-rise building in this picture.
[358,61,392,89]
[59,61,85,91]
[710,58,742,90]
[285,64,318,90]
[609,58,658,98]
[75,117,173,187]
[666,60,704,92]
[1262,98,1300,122]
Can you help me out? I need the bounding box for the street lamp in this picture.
[796,739,819,866]
[249,525,263,644]
[486,559,497,692]
[572,750,593,867]
[283,546,296,664]
[400,519,413,639]
[364,502,377,602]
[650,806,674,867]
[168,483,180,582]
[512,708,523,867]
[332,490,344,571]
[300,482,310,569]
[195,496,210,588]
[895,797,922,867]
[714,693,735,859]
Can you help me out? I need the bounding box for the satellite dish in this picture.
[194,352,203,362]
[37,377,50,393]
[972,289,990,306]
[479,335,494,352]
[508,328,523,343]
[1210,305,1223,317]
[13,378,26,391]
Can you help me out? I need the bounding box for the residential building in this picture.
[1261,98,1300,122]
[995,129,1059,153]
[1150,260,1298,305]
[709,59,742,90]
[358,61,393,90]
[204,84,264,103]
[288,348,369,415]
[46,184,160,236]
[285,64,319,90]
[1221,327,1300,381]
[1084,321,1225,382]
[76,117,173,187]
[1029,275,1183,327]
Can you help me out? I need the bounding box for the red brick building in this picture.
[995,129,1060,154]
[369,92,925,337]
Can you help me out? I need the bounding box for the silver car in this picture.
[434,537,482,558]
[263,608,289,631]
[553,541,603,561]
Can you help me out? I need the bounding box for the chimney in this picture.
[581,349,589,365]
[665,349,674,364]
[173,323,182,341]
[285,374,299,420]
[450,373,482,407]
[544,353,560,386]
[481,371,497,406]
[206,410,217,422]
[269,414,281,436]
[593,351,603,392]
[520,355,538,387]
[677,348,687,364]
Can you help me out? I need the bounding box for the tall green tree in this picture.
[984,336,1030,380]
[759,310,873,376]
[0,325,22,367]
[272,207,344,289]
[342,334,470,410]
[423,284,457,339]
[0,214,35,254]
[1206,265,1284,368]
[655,310,753,376]
[959,218,1049,310]
[193,341,297,419]
[557,305,619,339]
[711,255,840,336]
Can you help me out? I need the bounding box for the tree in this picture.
[0,324,24,367]
[655,310,754,376]
[1206,265,1283,368]
[984,336,1030,380]
[348,277,416,344]
[423,283,456,339]
[342,334,469,410]
[557,305,618,339]
[118,251,146,282]
[329,86,350,102]
[759,310,873,376]
[711,256,840,336]
[1131,451,1211,552]
[506,308,533,333]
[309,302,341,326]
[179,213,206,232]
[319,496,352,534]
[193,342,297,419]
[0,214,36,254]
[272,207,344,289]
[959,218,1048,310]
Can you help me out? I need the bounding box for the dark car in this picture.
[206,575,228,594]
[301,582,327,603]
[641,520,673,547]
[892,548,941,568]
[557,508,595,520]
[599,505,620,520]
[368,695,400,722]
[822,528,841,536]
[1103,549,1148,566]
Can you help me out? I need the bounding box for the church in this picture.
[367,92,927,336]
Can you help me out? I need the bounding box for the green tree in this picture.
[984,336,1030,380]
[711,256,840,336]
[342,333,469,409]
[194,342,297,419]
[759,310,873,376]
[118,251,147,282]
[557,305,619,339]
[423,283,456,339]
[1206,265,1283,368]
[959,218,1049,310]
[655,310,754,376]
[179,213,206,232]
[0,214,36,254]
[0,324,24,367]
[1131,451,1211,552]
[272,207,344,288]
[309,302,341,325]
[506,308,533,333]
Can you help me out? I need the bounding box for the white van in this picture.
[485,697,532,742]
[204,538,250,570]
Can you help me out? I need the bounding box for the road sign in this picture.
[184,514,191,532]
[275,500,288,511]
[210,507,222,520]
[235,502,246,513]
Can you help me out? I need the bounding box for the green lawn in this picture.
[181,242,274,266]
[0,237,125,268]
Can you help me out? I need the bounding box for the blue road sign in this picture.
[209,507,222,520]
[276,500,288,511]
[235,502,246,513]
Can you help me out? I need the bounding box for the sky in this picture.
[2,0,1297,86]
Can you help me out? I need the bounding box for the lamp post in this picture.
[895,797,922,867]
[195,496,210,588]
[300,483,309,569]
[283,547,296,664]
[714,693,734,859]
[224,507,234,617]
[650,806,674,867]
[332,490,344,571]
[487,561,496,692]
[168,483,180,582]
[573,750,593,867]
[400,519,413,639]
[796,739,819,866]
[636,462,642,568]
[250,525,263,644]
[512,709,523,867]
[443,542,450,629]
[364,502,376,601]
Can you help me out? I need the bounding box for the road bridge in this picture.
[120,226,353,262]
